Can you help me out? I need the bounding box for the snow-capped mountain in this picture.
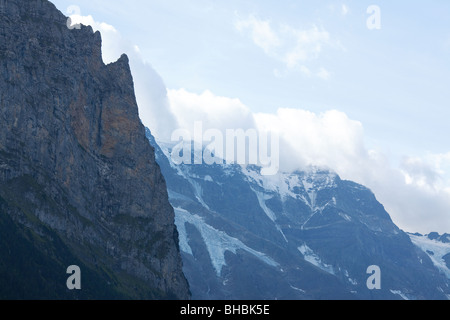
[146,129,450,300]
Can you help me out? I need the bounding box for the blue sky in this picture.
[53,0,450,154]
[51,0,450,233]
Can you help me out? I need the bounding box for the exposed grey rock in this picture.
[0,0,189,299]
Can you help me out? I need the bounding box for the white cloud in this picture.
[401,157,441,190]
[235,14,333,79]
[401,153,450,192]
[280,24,330,68]
[234,14,281,55]
[167,88,255,135]
[253,108,366,173]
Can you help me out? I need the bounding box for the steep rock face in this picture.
[0,0,189,299]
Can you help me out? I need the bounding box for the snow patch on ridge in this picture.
[252,188,288,242]
[390,290,410,300]
[409,234,450,279]
[298,244,335,275]
[174,207,279,276]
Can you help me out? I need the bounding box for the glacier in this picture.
[175,207,279,276]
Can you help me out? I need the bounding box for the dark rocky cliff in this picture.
[0,0,190,299]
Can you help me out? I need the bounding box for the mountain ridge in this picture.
[147,131,450,300]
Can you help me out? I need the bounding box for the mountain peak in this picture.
[427,232,450,243]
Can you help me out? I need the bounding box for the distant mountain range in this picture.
[147,129,450,300]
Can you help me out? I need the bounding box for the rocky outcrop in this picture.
[0,0,189,299]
